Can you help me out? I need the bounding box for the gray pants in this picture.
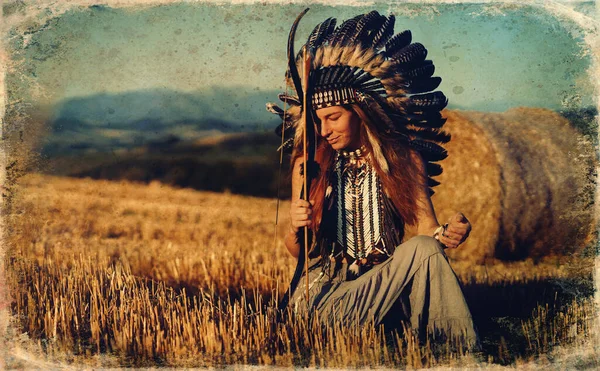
[291,235,479,348]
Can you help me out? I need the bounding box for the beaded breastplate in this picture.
[335,153,389,261]
[314,150,405,280]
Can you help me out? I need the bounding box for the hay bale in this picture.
[415,107,596,262]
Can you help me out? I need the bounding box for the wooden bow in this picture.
[277,8,317,318]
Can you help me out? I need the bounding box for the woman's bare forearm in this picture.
[284,227,300,258]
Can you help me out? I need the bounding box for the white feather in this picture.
[364,124,389,174]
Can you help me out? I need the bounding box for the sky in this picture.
[5,2,595,126]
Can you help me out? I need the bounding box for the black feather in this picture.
[322,67,334,86]
[266,102,284,116]
[307,18,337,49]
[372,15,395,49]
[387,127,412,138]
[390,43,427,65]
[407,91,448,112]
[409,128,451,143]
[421,151,448,162]
[403,77,442,94]
[358,13,388,47]
[359,79,385,92]
[330,15,361,46]
[351,11,381,46]
[405,60,435,79]
[353,70,375,86]
[426,162,443,176]
[409,116,447,129]
[278,93,301,106]
[409,140,448,161]
[427,177,441,187]
[370,88,387,96]
[384,30,412,57]
[390,111,446,127]
[328,66,344,86]
[339,66,360,85]
[267,103,294,125]
[333,66,349,85]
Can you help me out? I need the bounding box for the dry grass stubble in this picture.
[3,174,597,368]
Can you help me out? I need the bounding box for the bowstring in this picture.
[273,80,289,307]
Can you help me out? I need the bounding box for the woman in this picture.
[268,10,478,348]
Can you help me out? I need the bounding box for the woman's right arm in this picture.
[284,157,313,258]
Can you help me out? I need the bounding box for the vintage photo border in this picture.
[0,0,598,368]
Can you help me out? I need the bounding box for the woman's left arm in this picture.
[411,150,471,249]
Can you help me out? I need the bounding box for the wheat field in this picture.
[2,173,598,368]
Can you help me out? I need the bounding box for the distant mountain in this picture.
[41,87,597,160]
[50,86,283,128]
[42,87,284,155]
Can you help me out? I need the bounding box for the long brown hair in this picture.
[291,104,425,235]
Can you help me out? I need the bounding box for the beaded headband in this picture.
[312,86,359,110]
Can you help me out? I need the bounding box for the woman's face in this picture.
[315,105,362,151]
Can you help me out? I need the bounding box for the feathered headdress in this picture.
[267,10,450,194]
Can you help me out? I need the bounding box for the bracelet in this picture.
[433,225,444,241]
[432,223,449,241]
